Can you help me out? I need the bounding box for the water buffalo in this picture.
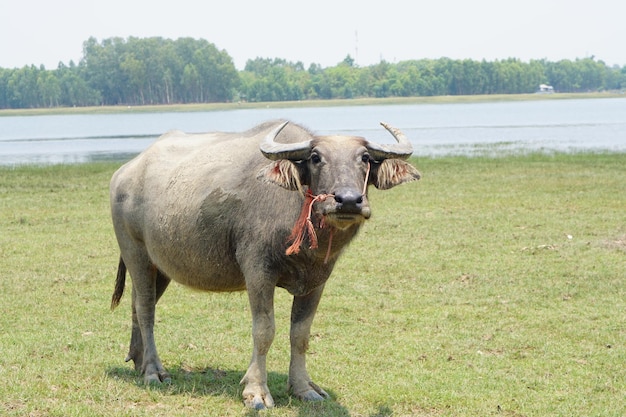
[110,120,420,409]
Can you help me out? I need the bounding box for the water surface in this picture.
[1,98,625,165]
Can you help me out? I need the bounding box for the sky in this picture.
[1,0,625,70]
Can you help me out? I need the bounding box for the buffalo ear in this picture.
[372,159,421,190]
[257,160,304,192]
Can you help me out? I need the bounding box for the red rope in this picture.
[285,190,334,257]
[285,162,370,264]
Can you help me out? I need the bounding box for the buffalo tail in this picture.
[110,257,127,310]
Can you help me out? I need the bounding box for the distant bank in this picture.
[1,92,623,117]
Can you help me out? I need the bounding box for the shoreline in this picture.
[2,150,624,170]
[1,92,623,117]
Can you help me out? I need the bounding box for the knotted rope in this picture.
[285,162,370,264]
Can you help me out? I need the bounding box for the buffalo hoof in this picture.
[242,384,275,409]
[292,381,329,402]
[142,363,172,385]
[243,392,275,410]
[144,373,172,385]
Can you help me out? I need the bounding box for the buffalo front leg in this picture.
[288,284,329,401]
[240,281,276,409]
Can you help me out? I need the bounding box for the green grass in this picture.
[0,154,625,416]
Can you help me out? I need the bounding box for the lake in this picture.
[1,97,625,165]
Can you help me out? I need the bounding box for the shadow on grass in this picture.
[106,364,351,416]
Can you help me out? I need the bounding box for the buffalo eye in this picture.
[361,153,371,163]
[311,153,322,164]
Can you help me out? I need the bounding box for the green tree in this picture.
[240,58,308,101]
[0,68,10,108]
[603,64,626,90]
[182,63,201,102]
[7,65,40,107]
[324,63,357,98]
[577,57,606,91]
[79,36,239,105]
[2,37,625,109]
[56,61,101,106]
[37,69,61,107]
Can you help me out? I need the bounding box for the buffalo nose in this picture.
[333,189,364,211]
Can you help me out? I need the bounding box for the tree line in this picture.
[1,36,625,109]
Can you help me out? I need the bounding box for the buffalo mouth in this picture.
[322,206,371,230]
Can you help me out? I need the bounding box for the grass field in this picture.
[0,153,624,416]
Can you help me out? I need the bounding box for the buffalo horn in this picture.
[367,122,414,160]
[260,121,312,161]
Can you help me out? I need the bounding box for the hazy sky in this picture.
[2,0,625,70]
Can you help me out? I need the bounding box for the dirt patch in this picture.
[603,234,626,252]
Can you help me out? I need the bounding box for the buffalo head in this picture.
[258,121,420,231]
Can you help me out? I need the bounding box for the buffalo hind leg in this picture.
[288,284,329,401]
[126,269,171,371]
[126,261,171,384]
